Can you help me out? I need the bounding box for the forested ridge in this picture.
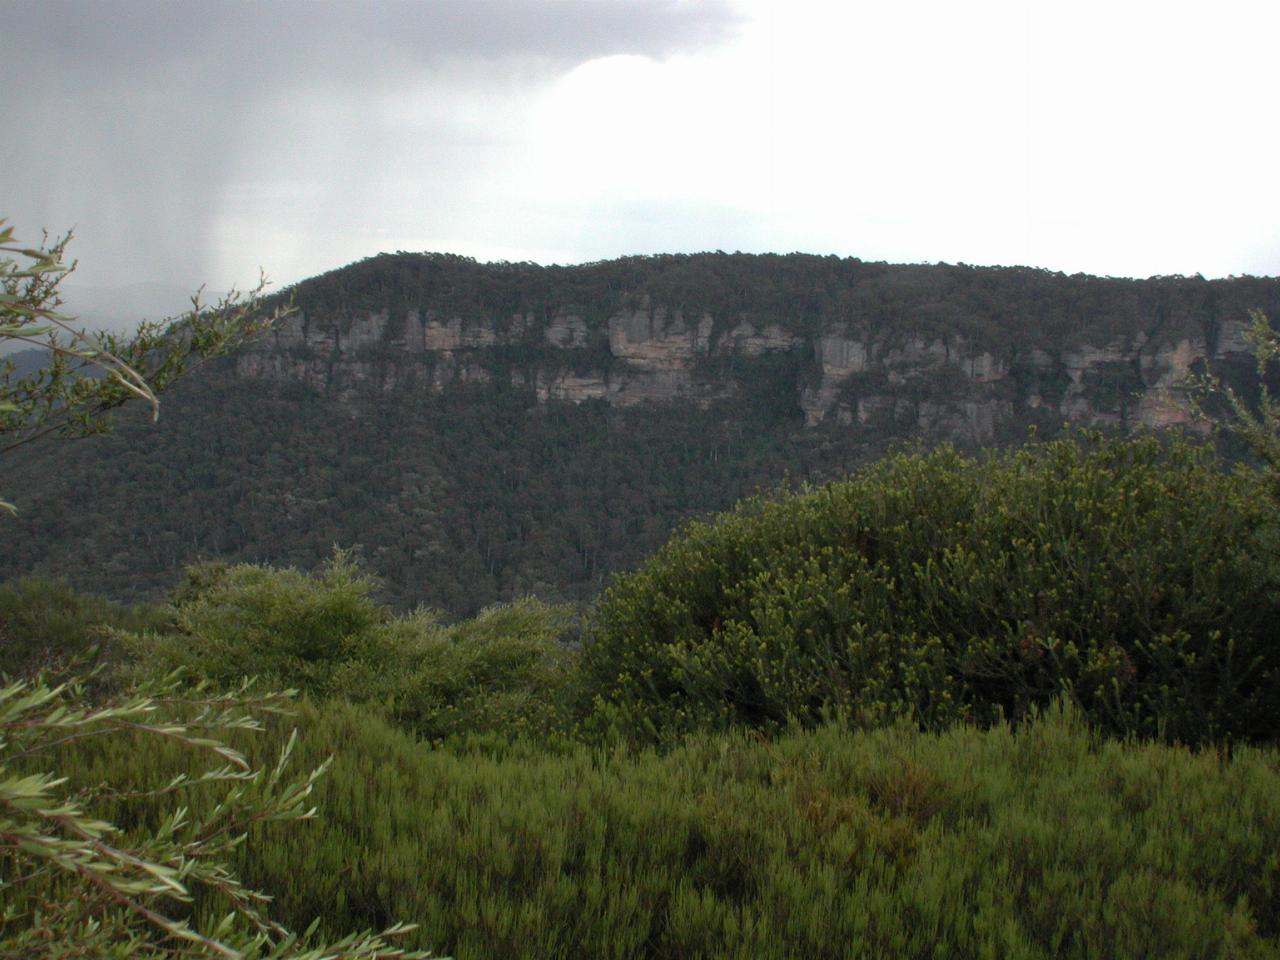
[276,250,1280,353]
[5,252,1280,616]
[0,370,876,613]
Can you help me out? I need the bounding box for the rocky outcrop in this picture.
[238,267,1266,444]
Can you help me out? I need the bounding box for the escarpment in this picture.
[238,252,1280,443]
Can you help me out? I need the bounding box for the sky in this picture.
[2,0,1279,329]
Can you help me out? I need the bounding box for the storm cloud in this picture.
[2,0,1278,330]
[2,0,740,317]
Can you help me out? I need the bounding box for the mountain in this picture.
[242,252,1279,438]
[2,252,1277,615]
[1,348,51,376]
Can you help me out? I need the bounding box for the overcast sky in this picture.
[3,0,1278,327]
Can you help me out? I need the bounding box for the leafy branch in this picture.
[0,220,292,513]
[0,668,437,959]
[1186,308,1280,486]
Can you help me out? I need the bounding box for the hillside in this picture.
[2,252,1277,615]
[0,347,51,379]
[246,252,1280,437]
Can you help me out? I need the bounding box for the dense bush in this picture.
[68,696,1279,960]
[0,576,165,678]
[123,552,576,743]
[581,434,1280,746]
[17,578,1280,959]
[0,670,434,959]
[124,551,388,696]
[332,597,577,744]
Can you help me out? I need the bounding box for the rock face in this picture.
[237,255,1277,443]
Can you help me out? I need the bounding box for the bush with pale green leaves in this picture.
[224,697,1280,959]
[123,551,576,744]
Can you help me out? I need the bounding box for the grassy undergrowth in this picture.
[47,697,1280,960]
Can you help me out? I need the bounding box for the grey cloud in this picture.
[0,0,741,301]
[6,1,741,88]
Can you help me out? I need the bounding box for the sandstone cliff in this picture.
[237,253,1279,443]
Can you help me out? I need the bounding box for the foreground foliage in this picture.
[0,216,433,958]
[582,433,1280,746]
[1192,307,1280,493]
[48,695,1280,959]
[0,670,433,959]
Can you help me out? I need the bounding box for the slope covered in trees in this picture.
[0,364,883,613]
[6,252,1279,615]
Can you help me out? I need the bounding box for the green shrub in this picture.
[125,553,576,743]
[31,672,1280,958]
[580,434,1280,745]
[128,551,387,697]
[0,577,165,679]
[222,699,1280,959]
[333,598,577,744]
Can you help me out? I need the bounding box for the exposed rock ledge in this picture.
[238,305,1253,443]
